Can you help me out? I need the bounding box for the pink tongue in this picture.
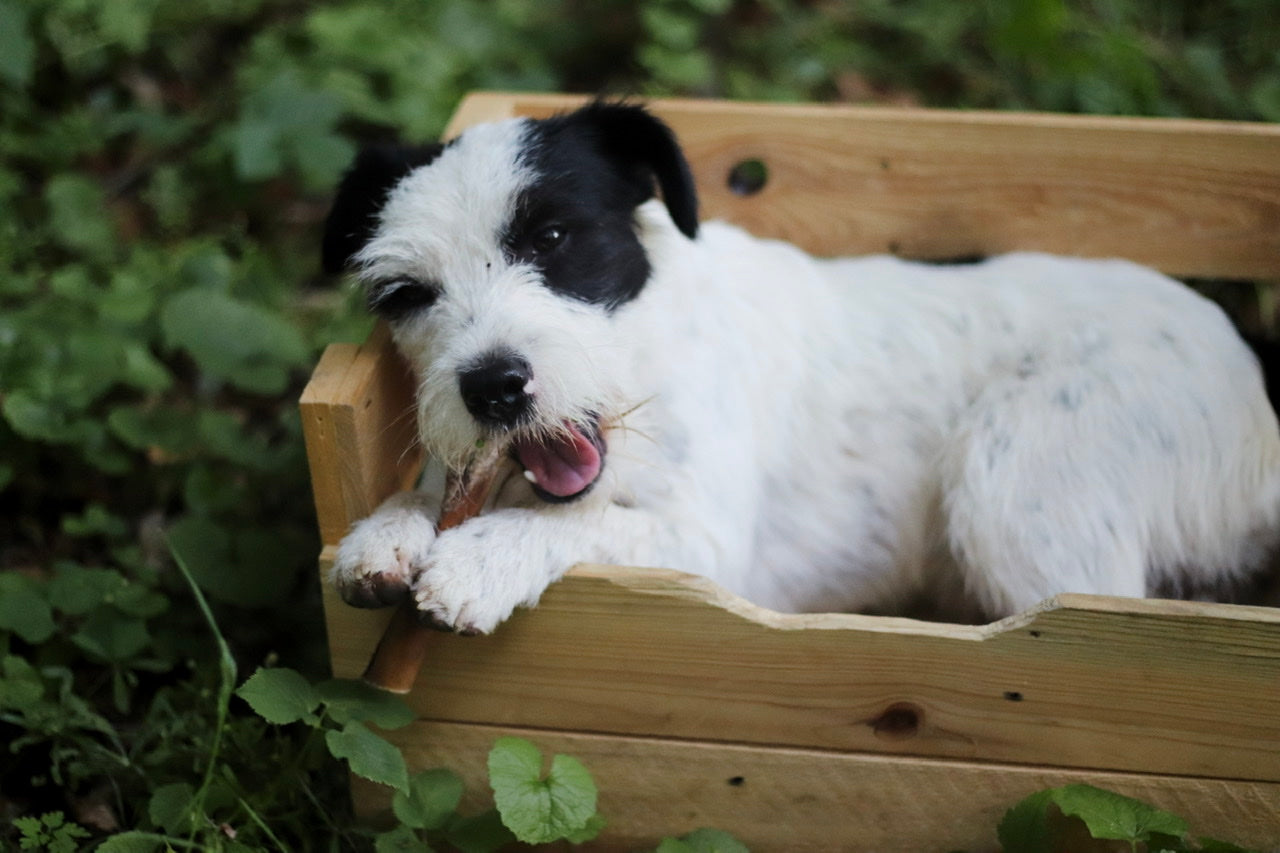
[514,422,601,498]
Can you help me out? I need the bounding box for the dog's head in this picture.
[322,102,699,501]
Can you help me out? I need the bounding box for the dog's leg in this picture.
[409,503,700,635]
[938,370,1151,618]
[330,490,441,608]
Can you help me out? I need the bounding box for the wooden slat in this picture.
[351,720,1280,851]
[321,552,1280,783]
[470,92,1280,279]
[299,325,420,546]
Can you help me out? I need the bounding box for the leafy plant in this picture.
[234,667,606,851]
[997,784,1258,852]
[14,811,91,853]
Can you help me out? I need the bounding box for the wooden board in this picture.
[451,92,1280,279]
[300,324,420,546]
[350,720,1280,851]
[321,551,1280,784]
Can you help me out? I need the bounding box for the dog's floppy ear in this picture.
[321,143,444,273]
[576,102,699,239]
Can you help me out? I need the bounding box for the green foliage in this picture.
[3,0,1276,850]
[487,736,603,845]
[14,811,92,853]
[656,828,752,853]
[998,784,1260,852]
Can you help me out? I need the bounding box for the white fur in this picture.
[332,117,1280,633]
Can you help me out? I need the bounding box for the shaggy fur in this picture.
[323,103,1280,634]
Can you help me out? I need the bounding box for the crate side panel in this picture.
[322,557,1280,782]
[351,720,1280,852]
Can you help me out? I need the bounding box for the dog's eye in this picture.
[531,226,566,255]
[367,279,439,319]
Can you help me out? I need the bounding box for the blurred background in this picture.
[1,0,1278,847]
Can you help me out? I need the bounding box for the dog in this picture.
[321,101,1280,634]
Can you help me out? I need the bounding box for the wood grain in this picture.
[350,720,1280,851]
[459,92,1280,279]
[300,324,420,547]
[321,552,1280,783]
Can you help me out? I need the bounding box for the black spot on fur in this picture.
[321,142,445,273]
[504,102,699,309]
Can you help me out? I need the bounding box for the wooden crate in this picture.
[300,92,1280,851]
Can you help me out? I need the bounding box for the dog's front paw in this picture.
[332,493,438,608]
[411,513,547,635]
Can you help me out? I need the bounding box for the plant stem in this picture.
[165,536,238,846]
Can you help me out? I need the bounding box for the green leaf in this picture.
[374,824,433,853]
[443,809,516,853]
[44,174,116,258]
[97,0,158,53]
[232,120,285,180]
[487,736,598,845]
[326,720,410,793]
[291,131,356,191]
[159,288,309,394]
[235,667,321,725]
[564,811,607,844]
[47,564,124,614]
[997,788,1055,853]
[166,515,295,607]
[316,678,416,730]
[393,768,464,830]
[0,572,55,643]
[1196,838,1254,852]
[71,610,151,662]
[95,832,162,853]
[670,828,749,853]
[0,655,45,708]
[0,0,35,87]
[148,782,195,834]
[61,504,128,539]
[1051,784,1189,843]
[3,391,101,446]
[656,841,695,853]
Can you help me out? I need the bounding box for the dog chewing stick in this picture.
[361,441,505,693]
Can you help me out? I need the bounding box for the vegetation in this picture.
[2,0,1277,849]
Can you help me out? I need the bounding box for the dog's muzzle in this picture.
[457,353,605,502]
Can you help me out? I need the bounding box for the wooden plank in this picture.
[299,343,360,546]
[300,325,422,547]
[454,92,1280,279]
[442,91,522,139]
[350,720,1280,851]
[320,553,1280,783]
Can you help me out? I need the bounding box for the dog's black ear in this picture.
[575,102,699,239]
[321,143,445,274]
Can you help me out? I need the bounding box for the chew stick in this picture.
[361,442,505,693]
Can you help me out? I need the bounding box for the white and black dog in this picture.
[321,101,1280,634]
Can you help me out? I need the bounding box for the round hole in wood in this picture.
[1003,691,1024,702]
[727,158,768,196]
[871,702,922,740]
[727,776,745,787]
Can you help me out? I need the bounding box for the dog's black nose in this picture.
[458,354,533,427]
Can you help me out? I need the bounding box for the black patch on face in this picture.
[503,102,699,310]
[364,276,441,321]
[321,142,445,274]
